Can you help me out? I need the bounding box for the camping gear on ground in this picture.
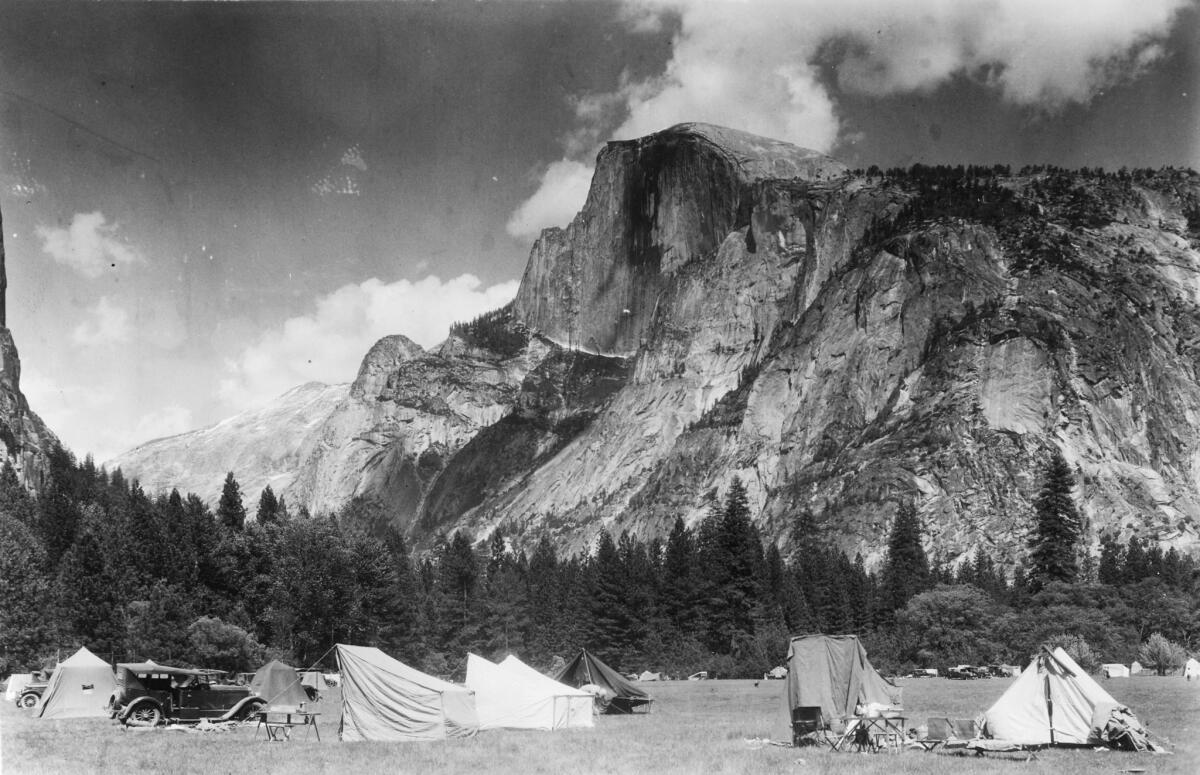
[5,673,33,703]
[250,659,309,708]
[554,650,652,714]
[780,633,902,746]
[466,653,593,731]
[497,655,594,729]
[981,646,1161,750]
[335,644,478,741]
[1182,657,1199,680]
[1102,663,1131,678]
[33,647,116,719]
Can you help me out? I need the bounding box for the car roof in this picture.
[117,661,224,677]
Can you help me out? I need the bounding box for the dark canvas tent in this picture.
[782,635,901,729]
[336,644,478,741]
[554,650,651,713]
[250,660,308,708]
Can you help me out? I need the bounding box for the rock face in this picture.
[111,125,1200,565]
[0,207,58,492]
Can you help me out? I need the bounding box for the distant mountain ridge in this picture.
[110,123,1200,565]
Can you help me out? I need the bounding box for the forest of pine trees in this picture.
[1,446,1197,679]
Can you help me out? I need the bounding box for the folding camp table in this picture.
[255,708,320,741]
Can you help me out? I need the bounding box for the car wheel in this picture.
[18,693,38,708]
[238,700,265,721]
[126,703,162,727]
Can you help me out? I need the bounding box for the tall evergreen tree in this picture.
[256,485,280,525]
[1097,534,1124,585]
[1028,450,1082,591]
[217,472,246,530]
[660,516,697,633]
[878,500,930,615]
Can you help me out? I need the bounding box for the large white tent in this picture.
[497,655,594,729]
[336,644,478,742]
[1183,657,1200,680]
[466,654,593,731]
[5,673,34,702]
[1101,663,1130,678]
[34,647,116,719]
[982,647,1130,745]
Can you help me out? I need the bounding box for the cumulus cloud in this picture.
[72,297,132,347]
[218,274,519,410]
[505,159,594,241]
[36,211,143,278]
[508,0,1188,239]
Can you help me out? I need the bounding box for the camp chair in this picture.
[791,706,828,747]
[915,717,953,752]
[950,718,978,741]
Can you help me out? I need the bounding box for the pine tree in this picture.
[1028,450,1082,590]
[660,516,696,633]
[878,500,930,614]
[256,485,280,525]
[1097,534,1124,585]
[217,472,246,530]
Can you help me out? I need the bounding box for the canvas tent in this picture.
[982,647,1154,747]
[250,660,308,707]
[781,634,901,731]
[554,650,652,713]
[498,655,594,729]
[1183,657,1200,680]
[466,654,594,730]
[1130,661,1144,675]
[336,644,478,741]
[34,647,116,719]
[1101,663,1130,678]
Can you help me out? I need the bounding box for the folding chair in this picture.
[791,706,827,747]
[950,718,979,741]
[915,717,952,752]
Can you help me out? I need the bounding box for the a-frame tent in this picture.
[554,650,652,713]
[250,659,309,708]
[781,634,901,729]
[982,647,1150,746]
[336,644,478,741]
[34,647,116,719]
[497,655,594,729]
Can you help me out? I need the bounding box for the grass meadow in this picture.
[2,675,1197,775]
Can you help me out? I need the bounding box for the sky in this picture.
[1,0,1197,463]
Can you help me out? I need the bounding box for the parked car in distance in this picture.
[945,665,976,680]
[15,669,53,708]
[107,662,266,726]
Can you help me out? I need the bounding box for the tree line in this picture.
[1,446,1196,679]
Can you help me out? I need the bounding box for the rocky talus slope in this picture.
[113,124,1200,565]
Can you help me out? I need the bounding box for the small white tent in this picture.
[467,654,593,731]
[982,647,1131,746]
[34,647,116,719]
[1183,657,1200,680]
[336,644,478,741]
[1130,661,1144,675]
[498,655,594,729]
[1101,663,1130,678]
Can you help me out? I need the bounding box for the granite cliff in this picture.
[0,207,59,492]
[112,124,1200,565]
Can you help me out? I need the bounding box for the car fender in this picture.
[218,695,266,722]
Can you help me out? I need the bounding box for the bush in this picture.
[1137,632,1186,676]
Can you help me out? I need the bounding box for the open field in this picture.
[2,676,1197,775]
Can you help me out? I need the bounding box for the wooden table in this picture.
[832,716,907,753]
[255,709,320,741]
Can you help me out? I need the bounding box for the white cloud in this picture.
[36,211,143,278]
[71,297,132,347]
[218,273,519,410]
[508,0,1189,238]
[504,159,594,241]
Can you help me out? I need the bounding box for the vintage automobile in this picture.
[106,662,266,726]
[15,670,53,708]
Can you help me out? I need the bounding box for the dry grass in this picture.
[1,675,1197,774]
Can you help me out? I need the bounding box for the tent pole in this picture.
[1044,671,1055,746]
